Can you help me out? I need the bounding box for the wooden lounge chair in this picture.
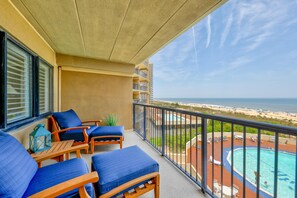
[0,131,98,197]
[51,109,124,153]
[235,135,243,141]
[209,156,222,166]
[1,131,160,198]
[213,179,221,196]
[250,136,256,142]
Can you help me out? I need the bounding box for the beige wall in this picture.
[61,70,133,129]
[8,119,48,148]
[0,0,55,65]
[0,1,57,141]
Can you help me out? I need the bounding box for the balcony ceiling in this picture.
[11,0,225,65]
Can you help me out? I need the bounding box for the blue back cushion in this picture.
[0,132,38,197]
[53,109,82,129]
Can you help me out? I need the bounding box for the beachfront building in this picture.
[133,59,153,104]
[1,1,297,198]
[149,62,154,102]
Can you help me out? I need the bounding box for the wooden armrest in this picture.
[29,172,99,198]
[82,120,102,126]
[100,172,159,198]
[52,126,90,135]
[34,144,89,163]
[82,120,102,123]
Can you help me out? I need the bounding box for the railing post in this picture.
[161,109,165,156]
[201,118,208,193]
[143,106,146,140]
[133,104,136,131]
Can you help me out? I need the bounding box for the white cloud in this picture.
[151,29,198,82]
[205,15,212,48]
[288,50,297,60]
[206,56,253,78]
[192,27,199,67]
[230,1,293,52]
[220,13,233,47]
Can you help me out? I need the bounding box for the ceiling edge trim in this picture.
[108,0,131,60]
[8,0,56,53]
[128,0,189,62]
[61,66,133,77]
[73,0,86,56]
[130,0,227,64]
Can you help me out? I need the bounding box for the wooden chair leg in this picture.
[154,174,160,198]
[120,138,123,149]
[65,153,70,160]
[90,139,94,154]
[85,148,88,154]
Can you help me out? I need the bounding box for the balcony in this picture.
[134,69,147,78]
[144,60,149,66]
[66,131,203,198]
[0,0,241,198]
[133,103,297,198]
[140,85,148,92]
[139,71,148,78]
[133,84,139,90]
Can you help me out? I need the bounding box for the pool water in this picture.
[228,148,296,197]
[165,114,185,122]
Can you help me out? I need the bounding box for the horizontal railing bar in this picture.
[133,103,297,135]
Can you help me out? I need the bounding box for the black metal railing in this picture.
[133,103,297,198]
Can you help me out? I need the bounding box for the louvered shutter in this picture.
[6,41,32,123]
[39,61,50,114]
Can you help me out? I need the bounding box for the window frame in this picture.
[37,57,53,116]
[0,31,53,131]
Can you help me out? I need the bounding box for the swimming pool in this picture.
[164,114,185,122]
[227,147,296,197]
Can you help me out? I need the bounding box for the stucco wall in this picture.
[61,70,133,129]
[0,1,56,65]
[0,0,57,142]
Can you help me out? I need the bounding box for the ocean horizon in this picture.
[155,98,297,113]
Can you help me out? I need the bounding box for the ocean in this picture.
[156,98,297,113]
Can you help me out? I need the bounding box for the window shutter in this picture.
[6,41,32,123]
[39,61,50,114]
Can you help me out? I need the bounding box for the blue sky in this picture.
[150,0,297,98]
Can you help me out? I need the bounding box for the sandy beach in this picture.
[156,100,297,124]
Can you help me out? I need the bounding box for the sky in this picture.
[150,0,297,98]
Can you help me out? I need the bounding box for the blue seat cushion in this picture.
[60,125,97,142]
[53,109,82,129]
[90,126,124,140]
[23,158,94,198]
[92,146,159,196]
[0,132,38,198]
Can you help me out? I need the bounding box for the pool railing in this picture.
[133,103,297,198]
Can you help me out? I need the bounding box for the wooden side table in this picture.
[30,140,74,167]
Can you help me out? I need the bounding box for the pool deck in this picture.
[188,136,296,197]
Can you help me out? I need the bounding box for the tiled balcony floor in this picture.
[44,131,205,198]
